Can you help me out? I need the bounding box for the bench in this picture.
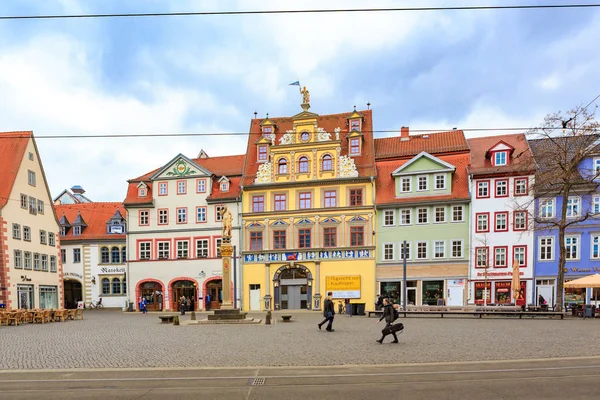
[158,315,177,324]
[281,314,292,322]
[397,310,565,319]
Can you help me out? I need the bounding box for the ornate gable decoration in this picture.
[279,130,295,145]
[247,221,263,228]
[321,217,340,224]
[150,154,211,180]
[255,162,273,184]
[339,155,359,177]
[316,127,332,142]
[349,215,367,222]
[392,152,456,176]
[271,219,288,226]
[296,218,314,225]
[167,159,197,177]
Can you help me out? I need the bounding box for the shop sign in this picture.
[326,275,361,299]
[100,267,126,274]
[243,249,372,263]
[566,266,600,273]
[64,272,83,280]
[476,271,524,277]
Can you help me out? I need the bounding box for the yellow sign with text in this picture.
[326,275,361,299]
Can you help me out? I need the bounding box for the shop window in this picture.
[422,281,444,306]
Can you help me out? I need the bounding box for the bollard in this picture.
[191,311,196,321]
[265,310,272,325]
[173,315,180,326]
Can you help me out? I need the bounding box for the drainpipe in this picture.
[238,189,243,310]
[126,209,131,311]
[371,176,377,308]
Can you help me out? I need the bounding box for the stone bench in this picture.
[158,315,176,324]
[281,314,292,322]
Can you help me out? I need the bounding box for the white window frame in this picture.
[540,198,555,219]
[159,182,168,195]
[452,205,464,222]
[383,210,395,227]
[196,239,209,258]
[49,233,55,246]
[400,209,412,225]
[399,242,411,260]
[514,211,527,230]
[477,181,489,198]
[495,180,508,197]
[494,151,507,166]
[476,247,488,267]
[197,179,206,193]
[594,158,600,174]
[14,250,22,269]
[28,170,36,186]
[539,236,554,261]
[417,207,429,224]
[158,241,170,259]
[434,206,446,223]
[434,240,446,259]
[400,177,411,193]
[196,207,207,223]
[591,234,600,259]
[495,213,507,231]
[177,181,186,194]
[177,208,187,223]
[139,242,151,260]
[566,196,581,218]
[50,256,57,273]
[451,240,463,258]
[514,246,526,266]
[176,240,189,259]
[417,175,428,191]
[383,243,395,261]
[594,196,600,214]
[434,174,446,190]
[565,235,580,260]
[494,247,507,267]
[514,178,527,195]
[416,242,428,260]
[12,223,21,239]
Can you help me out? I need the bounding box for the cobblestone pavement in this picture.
[1,311,599,370]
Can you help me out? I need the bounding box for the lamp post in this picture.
[403,240,407,311]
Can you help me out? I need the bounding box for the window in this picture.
[158,209,169,225]
[159,182,168,195]
[216,239,223,258]
[495,180,508,197]
[495,212,508,232]
[594,196,600,214]
[73,226,81,236]
[216,205,225,221]
[102,278,110,295]
[111,247,120,263]
[301,131,310,142]
[567,197,580,217]
[539,237,554,260]
[29,197,37,214]
[514,246,526,267]
[38,230,46,245]
[37,199,44,214]
[20,194,27,209]
[177,208,187,224]
[197,179,206,193]
[349,189,363,206]
[434,207,446,223]
[324,190,337,207]
[158,241,170,259]
[494,247,507,267]
[73,248,81,263]
[515,178,528,196]
[177,241,189,259]
[97,246,109,264]
[177,181,186,194]
[12,223,21,239]
[514,211,527,231]
[476,213,489,232]
[400,209,411,225]
[417,208,428,224]
[273,231,287,249]
[250,232,263,251]
[323,228,337,248]
[540,199,554,218]
[322,155,333,171]
[252,196,265,212]
[350,138,360,155]
[258,145,268,161]
[383,244,394,261]
[221,181,229,192]
[274,194,286,211]
[139,210,149,226]
[494,151,507,166]
[452,206,464,222]
[263,126,272,135]
[350,226,364,246]
[400,177,411,193]
[28,170,36,186]
[434,241,445,258]
[431,174,445,190]
[112,278,122,295]
[451,240,463,258]
[138,187,147,197]
[298,156,309,173]
[50,256,57,273]
[278,158,288,174]
[196,207,207,222]
[299,229,311,248]
[41,255,48,272]
[121,246,126,262]
[299,192,312,209]
[476,247,489,268]
[417,242,428,259]
[23,226,31,241]
[61,249,66,263]
[399,242,411,260]
[196,239,209,258]
[139,242,151,260]
[417,175,428,191]
[350,119,361,132]
[49,233,55,246]
[477,181,489,198]
[383,210,395,226]
[565,236,579,260]
[24,252,32,270]
[592,235,600,259]
[14,250,22,269]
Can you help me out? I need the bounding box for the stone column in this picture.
[313,261,322,310]
[220,243,234,309]
[340,215,346,247]
[264,219,270,250]
[290,151,296,182]
[314,216,320,248]
[263,263,272,310]
[312,149,317,180]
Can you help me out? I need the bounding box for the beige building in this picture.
[0,131,63,310]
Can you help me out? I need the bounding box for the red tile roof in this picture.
[207,176,242,202]
[0,131,32,209]
[375,153,471,205]
[241,110,376,186]
[468,133,535,177]
[375,130,469,160]
[124,182,153,206]
[54,202,126,241]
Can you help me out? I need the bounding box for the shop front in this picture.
[138,280,164,311]
[170,279,198,311]
[472,280,528,304]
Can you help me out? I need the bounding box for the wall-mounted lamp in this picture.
[91,276,96,285]
[21,275,31,282]
[199,271,206,278]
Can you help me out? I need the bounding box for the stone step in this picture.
[213,309,244,315]
[207,313,248,320]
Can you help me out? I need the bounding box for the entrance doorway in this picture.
[172,280,196,311]
[140,281,163,311]
[206,279,222,310]
[249,284,261,311]
[63,279,82,309]
[17,284,34,309]
[279,268,308,310]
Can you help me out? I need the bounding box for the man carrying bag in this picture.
[376,298,403,344]
[318,292,335,332]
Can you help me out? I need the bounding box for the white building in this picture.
[467,134,536,305]
[0,131,62,310]
[55,202,127,309]
[124,151,244,312]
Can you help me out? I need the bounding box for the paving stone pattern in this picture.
[1,311,599,370]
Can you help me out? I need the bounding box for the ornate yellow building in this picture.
[240,99,377,312]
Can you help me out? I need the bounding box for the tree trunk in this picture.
[556,189,570,313]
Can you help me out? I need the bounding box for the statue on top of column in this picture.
[300,86,310,105]
[220,206,233,243]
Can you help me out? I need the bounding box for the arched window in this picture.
[301,131,310,142]
[111,246,120,264]
[121,247,126,263]
[278,158,288,174]
[101,247,109,264]
[112,278,121,294]
[102,278,110,295]
[322,154,333,171]
[298,156,309,173]
[122,279,127,294]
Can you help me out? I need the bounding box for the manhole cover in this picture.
[250,377,266,386]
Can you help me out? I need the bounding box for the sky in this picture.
[1,0,599,202]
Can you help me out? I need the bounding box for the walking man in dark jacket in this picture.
[376,298,398,344]
[318,292,335,332]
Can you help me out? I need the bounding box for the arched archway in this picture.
[273,265,313,310]
[168,276,199,311]
[63,278,83,309]
[136,279,165,311]
[203,276,234,310]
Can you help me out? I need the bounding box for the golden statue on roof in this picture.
[300,86,310,105]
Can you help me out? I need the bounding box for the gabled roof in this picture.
[72,213,87,227]
[54,202,126,241]
[59,215,71,227]
[391,151,456,176]
[468,133,535,177]
[0,131,31,209]
[375,130,468,160]
[149,153,212,180]
[485,140,515,158]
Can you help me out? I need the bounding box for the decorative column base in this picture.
[313,293,322,311]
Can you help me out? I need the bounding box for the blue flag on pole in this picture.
[289,81,300,86]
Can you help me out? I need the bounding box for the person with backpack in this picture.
[318,292,335,332]
[376,298,402,344]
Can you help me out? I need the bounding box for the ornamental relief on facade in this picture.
[338,155,359,177]
[316,127,331,142]
[255,161,273,184]
[279,130,295,145]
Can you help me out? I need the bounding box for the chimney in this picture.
[400,126,410,141]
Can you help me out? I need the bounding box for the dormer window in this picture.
[278,158,288,174]
[350,119,361,132]
[138,187,147,197]
[60,226,67,236]
[350,138,361,155]
[221,182,229,192]
[73,226,81,236]
[494,151,507,166]
[258,145,268,161]
[263,126,272,136]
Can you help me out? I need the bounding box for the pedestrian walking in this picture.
[205,293,211,311]
[318,292,335,332]
[139,297,148,314]
[179,296,187,315]
[376,298,400,344]
[376,294,384,310]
